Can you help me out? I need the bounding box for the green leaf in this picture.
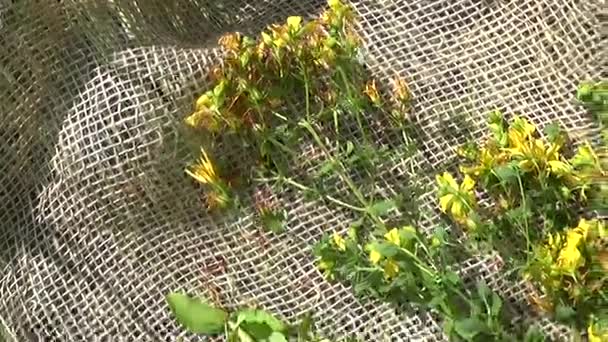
[488,110,507,146]
[236,309,287,340]
[166,293,227,335]
[543,122,564,144]
[443,271,461,286]
[261,210,286,233]
[370,242,400,258]
[317,160,336,176]
[454,318,487,340]
[476,282,491,301]
[523,326,546,342]
[555,303,576,322]
[367,199,396,216]
[493,164,518,185]
[490,293,502,317]
[576,82,593,102]
[268,332,288,342]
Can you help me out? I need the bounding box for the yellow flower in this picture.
[461,175,475,192]
[576,218,592,236]
[363,80,381,105]
[318,260,335,280]
[332,232,346,251]
[195,93,212,110]
[320,10,332,24]
[328,0,342,9]
[286,16,302,31]
[505,117,536,157]
[588,322,608,342]
[548,160,573,176]
[460,145,505,177]
[436,172,476,224]
[384,228,401,246]
[557,243,583,273]
[439,193,455,213]
[556,220,590,273]
[274,36,287,48]
[186,149,220,185]
[437,172,458,188]
[261,32,273,46]
[369,248,381,264]
[383,259,399,279]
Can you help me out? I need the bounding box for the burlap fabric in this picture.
[0,0,603,340]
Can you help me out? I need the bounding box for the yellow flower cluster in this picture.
[527,219,607,306]
[366,226,416,279]
[436,172,477,228]
[460,116,572,178]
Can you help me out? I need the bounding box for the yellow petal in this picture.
[512,116,536,137]
[548,160,571,175]
[275,37,286,48]
[461,175,475,192]
[332,232,346,251]
[557,244,583,273]
[450,200,465,221]
[384,228,401,246]
[369,249,381,264]
[328,0,342,9]
[287,16,302,30]
[383,259,399,279]
[261,32,273,45]
[437,172,458,189]
[577,218,592,235]
[518,159,534,171]
[195,93,212,109]
[439,194,454,213]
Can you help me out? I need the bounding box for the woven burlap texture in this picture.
[0,0,603,341]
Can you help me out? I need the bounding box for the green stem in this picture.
[256,175,366,212]
[299,68,384,227]
[336,65,373,146]
[516,174,531,259]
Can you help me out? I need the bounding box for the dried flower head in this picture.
[392,77,410,103]
[205,189,231,209]
[363,79,381,105]
[218,32,242,53]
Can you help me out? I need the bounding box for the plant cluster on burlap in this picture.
[167,1,607,341]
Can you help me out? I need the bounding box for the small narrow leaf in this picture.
[345,141,355,155]
[297,312,313,339]
[367,199,396,216]
[166,293,227,335]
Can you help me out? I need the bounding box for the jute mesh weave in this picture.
[0,0,604,341]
